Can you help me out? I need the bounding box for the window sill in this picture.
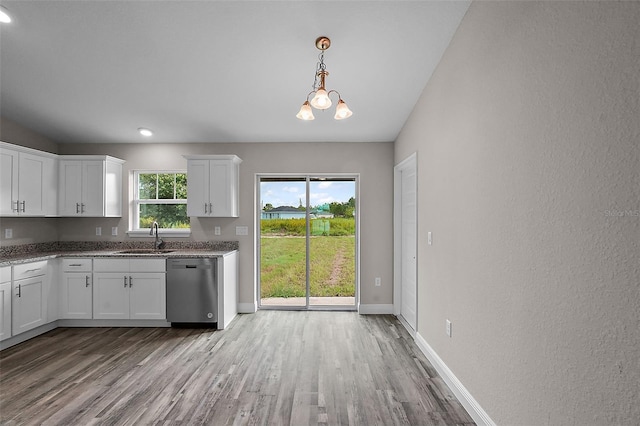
[126,229,191,238]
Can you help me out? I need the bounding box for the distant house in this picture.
[311,209,334,219]
[261,206,306,219]
[262,205,335,219]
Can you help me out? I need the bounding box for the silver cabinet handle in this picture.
[209,203,213,214]
[12,200,19,212]
[85,275,90,287]
[124,276,128,287]
[129,276,133,287]
[17,284,21,298]
[81,203,85,213]
[204,203,208,214]
[68,263,82,267]
[76,203,80,213]
[20,200,26,212]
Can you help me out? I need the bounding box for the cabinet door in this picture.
[0,148,19,215]
[59,160,83,216]
[60,273,92,319]
[0,282,12,341]
[18,152,46,216]
[129,273,166,320]
[186,159,209,216]
[12,276,46,335]
[209,160,234,217]
[82,161,105,216]
[93,273,129,319]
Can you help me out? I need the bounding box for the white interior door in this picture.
[400,161,417,330]
[394,154,417,333]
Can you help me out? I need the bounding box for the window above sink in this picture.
[127,170,191,238]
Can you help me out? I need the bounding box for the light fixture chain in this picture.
[312,50,327,91]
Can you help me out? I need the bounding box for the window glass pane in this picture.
[176,173,187,199]
[139,204,189,229]
[157,174,176,199]
[138,173,157,199]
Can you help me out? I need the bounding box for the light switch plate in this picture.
[96,227,102,236]
[4,228,12,239]
[235,226,248,236]
[428,232,432,245]
[111,227,118,236]
[214,226,221,235]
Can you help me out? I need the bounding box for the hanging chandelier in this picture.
[296,36,352,121]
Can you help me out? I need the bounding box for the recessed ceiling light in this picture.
[0,6,12,23]
[138,127,153,137]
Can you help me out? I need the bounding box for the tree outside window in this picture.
[134,171,189,230]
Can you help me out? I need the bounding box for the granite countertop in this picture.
[0,241,239,267]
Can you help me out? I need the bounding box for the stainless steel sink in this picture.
[116,249,175,254]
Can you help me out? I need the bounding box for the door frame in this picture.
[255,173,360,311]
[393,153,418,336]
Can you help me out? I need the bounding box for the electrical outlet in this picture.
[446,319,452,337]
[428,231,432,245]
[214,226,221,235]
[95,227,102,236]
[4,228,12,239]
[111,227,118,236]
[375,277,381,287]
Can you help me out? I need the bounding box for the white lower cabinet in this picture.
[93,258,166,320]
[0,266,12,341]
[60,258,93,319]
[12,261,48,335]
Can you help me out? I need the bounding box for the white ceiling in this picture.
[0,1,470,144]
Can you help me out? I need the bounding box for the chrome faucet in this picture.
[149,221,165,250]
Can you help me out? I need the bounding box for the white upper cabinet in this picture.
[58,155,125,217]
[184,155,241,217]
[0,143,57,216]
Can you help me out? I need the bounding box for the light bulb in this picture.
[138,127,153,137]
[310,89,332,110]
[334,99,353,120]
[0,6,12,23]
[296,101,315,120]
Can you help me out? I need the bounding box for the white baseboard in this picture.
[238,302,257,313]
[0,321,58,351]
[58,319,171,328]
[358,303,394,314]
[415,332,496,426]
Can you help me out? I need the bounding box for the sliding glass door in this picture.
[258,176,357,310]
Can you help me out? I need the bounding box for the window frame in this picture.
[127,170,191,238]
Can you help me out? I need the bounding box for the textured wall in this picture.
[395,2,639,425]
[57,142,394,307]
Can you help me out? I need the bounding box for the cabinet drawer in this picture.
[62,258,92,272]
[13,261,48,280]
[94,258,129,272]
[130,259,166,273]
[93,258,166,273]
[0,266,11,283]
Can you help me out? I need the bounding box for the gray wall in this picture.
[57,142,394,307]
[0,117,60,246]
[395,2,639,425]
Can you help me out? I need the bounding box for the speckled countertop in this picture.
[0,241,239,267]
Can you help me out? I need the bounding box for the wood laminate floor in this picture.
[0,312,475,425]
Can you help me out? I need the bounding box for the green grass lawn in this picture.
[260,236,355,298]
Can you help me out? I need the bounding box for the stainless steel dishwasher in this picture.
[166,258,217,325]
